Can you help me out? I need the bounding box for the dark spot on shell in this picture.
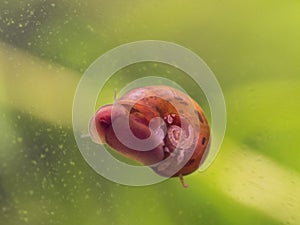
[202,137,206,145]
[129,107,141,114]
[196,111,204,123]
[186,158,195,165]
[179,109,184,114]
[179,101,188,106]
[154,105,163,115]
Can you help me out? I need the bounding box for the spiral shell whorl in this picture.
[166,125,194,152]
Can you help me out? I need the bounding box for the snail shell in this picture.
[89,85,210,181]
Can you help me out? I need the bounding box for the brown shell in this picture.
[117,85,210,177]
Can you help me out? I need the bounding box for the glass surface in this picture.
[0,1,299,225]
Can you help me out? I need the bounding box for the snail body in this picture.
[89,86,210,187]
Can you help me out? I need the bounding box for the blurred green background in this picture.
[1,0,300,225]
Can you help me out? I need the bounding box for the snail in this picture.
[89,85,210,187]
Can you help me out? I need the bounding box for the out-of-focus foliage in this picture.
[0,0,299,225]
